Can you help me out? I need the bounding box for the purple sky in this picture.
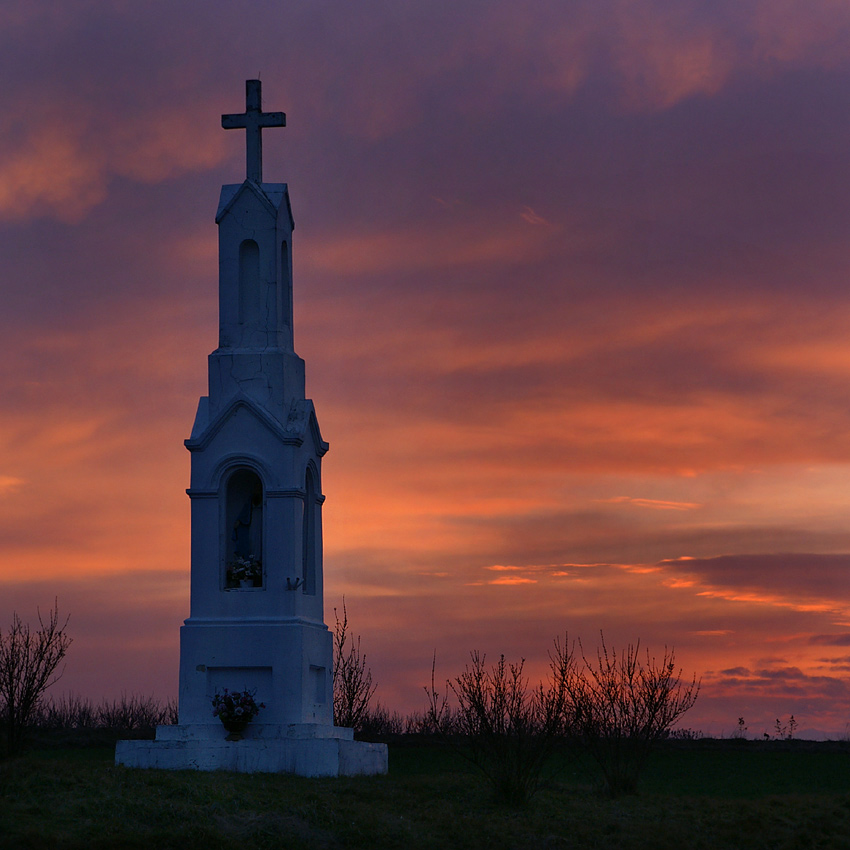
[3,1,850,737]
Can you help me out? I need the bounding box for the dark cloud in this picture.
[708,664,850,699]
[661,554,850,604]
[810,634,850,646]
[439,508,850,570]
[721,666,751,677]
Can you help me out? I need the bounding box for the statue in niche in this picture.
[226,470,263,587]
[232,492,262,558]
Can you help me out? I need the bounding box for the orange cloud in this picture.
[600,496,703,511]
[0,90,228,222]
[0,476,24,494]
[488,576,538,585]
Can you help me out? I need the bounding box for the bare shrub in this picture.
[774,715,798,741]
[0,602,72,756]
[32,693,98,729]
[556,632,700,796]
[403,708,454,735]
[356,702,405,739]
[426,648,573,806]
[98,693,173,731]
[31,693,178,737]
[332,600,377,731]
[665,727,702,741]
[163,697,179,725]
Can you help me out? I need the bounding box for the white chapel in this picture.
[116,80,387,776]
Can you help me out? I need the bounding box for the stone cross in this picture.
[222,79,285,183]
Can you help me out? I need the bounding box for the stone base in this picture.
[115,723,387,776]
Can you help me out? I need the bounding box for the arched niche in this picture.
[224,468,264,589]
[238,239,260,327]
[302,465,317,595]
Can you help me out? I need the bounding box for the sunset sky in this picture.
[3,0,850,738]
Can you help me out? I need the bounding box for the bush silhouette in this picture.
[426,648,573,806]
[0,601,72,756]
[555,632,700,796]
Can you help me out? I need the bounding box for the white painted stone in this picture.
[115,735,388,777]
[115,80,387,777]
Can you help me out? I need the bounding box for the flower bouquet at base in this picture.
[212,688,266,740]
[226,555,262,587]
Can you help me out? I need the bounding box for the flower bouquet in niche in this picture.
[212,688,265,740]
[227,555,262,588]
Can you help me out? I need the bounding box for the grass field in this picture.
[3,741,850,849]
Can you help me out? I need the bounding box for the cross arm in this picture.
[259,111,286,128]
[221,113,248,130]
[221,112,285,129]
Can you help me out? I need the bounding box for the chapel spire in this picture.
[115,80,386,778]
[221,79,286,183]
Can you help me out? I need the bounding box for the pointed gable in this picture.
[216,181,294,230]
[186,395,327,456]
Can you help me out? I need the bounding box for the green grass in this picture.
[3,742,850,849]
[637,745,850,798]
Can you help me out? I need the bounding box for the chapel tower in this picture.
[116,81,385,775]
[176,79,330,728]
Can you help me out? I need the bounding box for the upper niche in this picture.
[238,239,261,328]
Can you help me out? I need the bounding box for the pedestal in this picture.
[115,723,388,776]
